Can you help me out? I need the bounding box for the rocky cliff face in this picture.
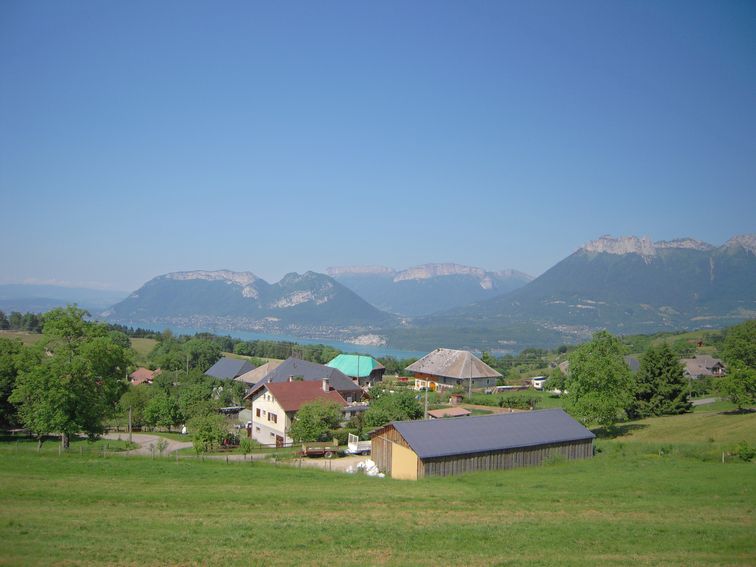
[580,235,753,256]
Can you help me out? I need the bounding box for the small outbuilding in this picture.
[427,406,472,419]
[370,409,594,480]
[326,354,385,387]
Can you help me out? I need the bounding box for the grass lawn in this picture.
[1,409,754,565]
[130,337,157,358]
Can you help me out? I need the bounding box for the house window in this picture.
[256,408,261,418]
[269,413,277,424]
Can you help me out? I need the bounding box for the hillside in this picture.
[103,270,396,337]
[387,235,756,351]
[327,263,531,316]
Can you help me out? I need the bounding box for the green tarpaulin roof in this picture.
[326,354,384,378]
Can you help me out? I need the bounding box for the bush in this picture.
[734,441,755,462]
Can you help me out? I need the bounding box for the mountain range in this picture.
[102,270,396,339]
[5,234,754,351]
[386,235,756,350]
[326,263,532,316]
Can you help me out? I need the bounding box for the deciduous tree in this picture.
[565,331,632,429]
[289,399,343,442]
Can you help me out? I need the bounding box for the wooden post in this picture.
[128,406,132,445]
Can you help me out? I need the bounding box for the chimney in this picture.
[288,375,294,382]
[322,378,329,392]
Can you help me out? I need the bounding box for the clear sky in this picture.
[1,1,754,292]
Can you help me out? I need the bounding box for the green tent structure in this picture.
[326,354,385,387]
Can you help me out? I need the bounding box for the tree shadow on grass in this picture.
[592,423,649,439]
[722,408,755,415]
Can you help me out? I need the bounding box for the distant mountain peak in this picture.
[723,234,756,254]
[582,235,719,257]
[163,270,261,286]
[582,235,657,256]
[655,238,714,251]
[393,263,488,282]
[326,266,396,277]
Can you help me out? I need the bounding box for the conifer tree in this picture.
[629,343,691,419]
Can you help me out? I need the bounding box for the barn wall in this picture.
[371,425,415,477]
[420,439,593,478]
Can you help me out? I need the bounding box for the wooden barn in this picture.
[370,409,594,480]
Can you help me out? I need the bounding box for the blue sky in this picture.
[1,1,754,291]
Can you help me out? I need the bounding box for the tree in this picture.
[144,392,182,431]
[564,331,632,429]
[364,388,422,428]
[721,320,756,370]
[628,344,691,419]
[183,339,222,373]
[9,306,131,447]
[189,413,227,454]
[719,365,756,410]
[549,367,566,393]
[289,399,343,442]
[117,385,154,429]
[0,338,23,428]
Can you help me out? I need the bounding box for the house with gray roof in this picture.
[204,357,256,381]
[405,348,502,392]
[370,409,594,480]
[244,357,363,402]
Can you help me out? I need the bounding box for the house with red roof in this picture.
[129,367,160,385]
[248,378,348,447]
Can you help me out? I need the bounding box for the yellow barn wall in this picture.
[391,442,419,480]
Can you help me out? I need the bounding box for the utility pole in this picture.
[128,406,132,444]
[468,352,473,398]
[424,382,429,419]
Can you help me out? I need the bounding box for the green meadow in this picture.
[0,410,754,566]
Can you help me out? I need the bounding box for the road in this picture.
[691,397,720,406]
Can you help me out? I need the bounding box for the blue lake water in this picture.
[114,321,426,359]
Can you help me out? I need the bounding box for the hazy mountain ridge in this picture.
[0,284,129,313]
[327,263,532,316]
[103,270,397,335]
[393,234,756,351]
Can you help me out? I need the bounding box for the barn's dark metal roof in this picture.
[204,357,256,380]
[390,409,594,460]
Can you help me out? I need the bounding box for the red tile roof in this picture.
[129,367,159,385]
[266,381,347,412]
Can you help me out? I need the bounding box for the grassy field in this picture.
[129,337,157,358]
[1,409,754,565]
[0,330,43,347]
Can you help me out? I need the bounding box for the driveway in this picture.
[104,432,193,456]
[691,397,720,406]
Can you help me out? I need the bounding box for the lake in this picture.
[111,321,427,359]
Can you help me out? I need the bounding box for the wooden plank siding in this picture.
[372,423,593,479]
[419,439,593,478]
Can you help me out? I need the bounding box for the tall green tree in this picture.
[0,338,23,428]
[289,399,343,442]
[9,306,131,447]
[720,320,756,369]
[364,387,422,428]
[143,392,183,431]
[565,330,632,429]
[629,344,691,419]
[719,364,756,410]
